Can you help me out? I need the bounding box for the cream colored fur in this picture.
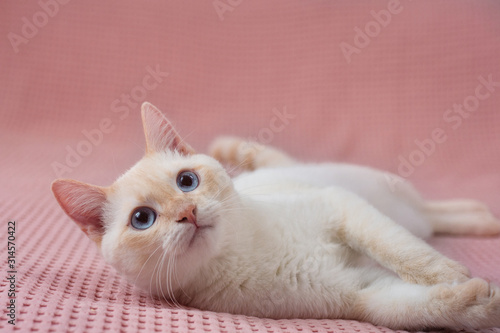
[52,102,500,330]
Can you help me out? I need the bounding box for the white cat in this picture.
[52,102,500,330]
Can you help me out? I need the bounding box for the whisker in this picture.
[157,249,169,306]
[148,248,163,302]
[168,245,183,309]
[171,245,190,303]
[133,244,163,287]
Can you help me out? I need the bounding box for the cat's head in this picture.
[52,102,237,295]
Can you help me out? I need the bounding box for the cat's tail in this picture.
[423,199,500,236]
[209,137,295,171]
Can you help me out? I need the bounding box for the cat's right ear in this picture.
[141,102,195,155]
[51,179,107,245]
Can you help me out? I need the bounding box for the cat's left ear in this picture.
[51,179,107,245]
[141,102,195,155]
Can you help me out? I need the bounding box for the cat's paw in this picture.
[433,278,500,328]
[209,137,258,170]
[400,255,470,286]
[209,136,295,170]
[427,257,471,285]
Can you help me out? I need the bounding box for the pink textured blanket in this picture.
[1,1,500,332]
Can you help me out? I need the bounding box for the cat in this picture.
[52,102,500,330]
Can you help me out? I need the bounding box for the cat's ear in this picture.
[51,179,107,245]
[141,102,195,155]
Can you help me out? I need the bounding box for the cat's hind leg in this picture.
[423,199,500,236]
[349,275,500,330]
[209,137,295,171]
[382,174,499,236]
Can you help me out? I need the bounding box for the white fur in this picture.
[234,163,433,238]
[98,154,499,330]
[52,103,500,330]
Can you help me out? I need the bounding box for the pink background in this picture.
[1,1,500,332]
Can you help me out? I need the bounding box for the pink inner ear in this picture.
[51,179,107,242]
[141,102,195,155]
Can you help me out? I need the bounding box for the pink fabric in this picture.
[1,1,500,332]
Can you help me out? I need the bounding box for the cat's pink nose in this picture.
[176,204,198,227]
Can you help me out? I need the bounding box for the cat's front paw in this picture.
[399,255,470,286]
[432,278,500,329]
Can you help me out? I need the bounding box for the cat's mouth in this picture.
[187,223,213,247]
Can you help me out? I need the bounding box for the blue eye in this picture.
[176,170,199,192]
[131,207,156,230]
